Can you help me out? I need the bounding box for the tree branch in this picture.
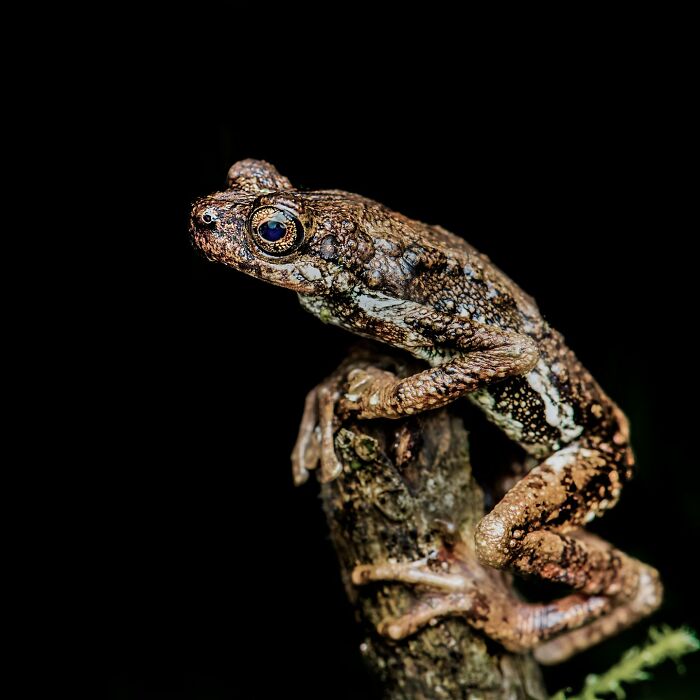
[317,349,546,699]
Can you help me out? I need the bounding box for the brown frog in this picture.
[190,159,661,664]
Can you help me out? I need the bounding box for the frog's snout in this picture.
[189,198,228,261]
[190,198,220,232]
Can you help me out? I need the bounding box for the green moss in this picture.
[552,626,699,700]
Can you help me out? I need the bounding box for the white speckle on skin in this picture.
[545,444,580,472]
[295,264,325,282]
[546,445,597,473]
[357,293,408,314]
[469,389,526,443]
[526,360,583,443]
[474,391,495,409]
[302,289,451,364]
[479,517,506,540]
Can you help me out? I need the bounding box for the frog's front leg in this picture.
[342,330,539,419]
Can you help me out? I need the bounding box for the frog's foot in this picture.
[534,563,662,665]
[291,382,342,485]
[352,550,612,653]
[352,554,483,640]
[292,360,404,484]
[341,367,402,418]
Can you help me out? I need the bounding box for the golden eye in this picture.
[248,206,304,256]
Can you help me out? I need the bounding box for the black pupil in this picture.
[258,218,288,242]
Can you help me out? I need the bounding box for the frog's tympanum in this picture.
[191,160,661,664]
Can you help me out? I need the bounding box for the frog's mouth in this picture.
[191,221,330,298]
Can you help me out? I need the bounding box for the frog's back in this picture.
[309,190,544,337]
[311,192,621,458]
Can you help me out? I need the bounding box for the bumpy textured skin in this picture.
[190,160,661,663]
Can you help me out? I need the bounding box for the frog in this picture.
[190,159,661,664]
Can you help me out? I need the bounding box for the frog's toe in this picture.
[291,387,321,485]
[376,593,474,640]
[316,383,343,482]
[318,439,343,483]
[291,429,320,485]
[352,556,468,590]
[292,380,345,485]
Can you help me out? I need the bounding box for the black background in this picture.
[98,63,698,699]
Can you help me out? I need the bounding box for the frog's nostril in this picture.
[198,207,219,227]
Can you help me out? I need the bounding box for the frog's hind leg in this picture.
[352,544,613,653]
[377,590,613,653]
[532,554,661,664]
[474,441,662,660]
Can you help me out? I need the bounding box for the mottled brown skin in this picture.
[190,160,661,664]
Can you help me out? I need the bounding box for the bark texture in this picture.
[318,352,546,699]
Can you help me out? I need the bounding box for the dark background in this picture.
[99,66,698,698]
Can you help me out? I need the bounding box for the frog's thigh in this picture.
[349,337,538,420]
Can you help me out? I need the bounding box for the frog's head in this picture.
[191,159,362,296]
[191,160,443,357]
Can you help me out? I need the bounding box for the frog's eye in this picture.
[248,206,305,257]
